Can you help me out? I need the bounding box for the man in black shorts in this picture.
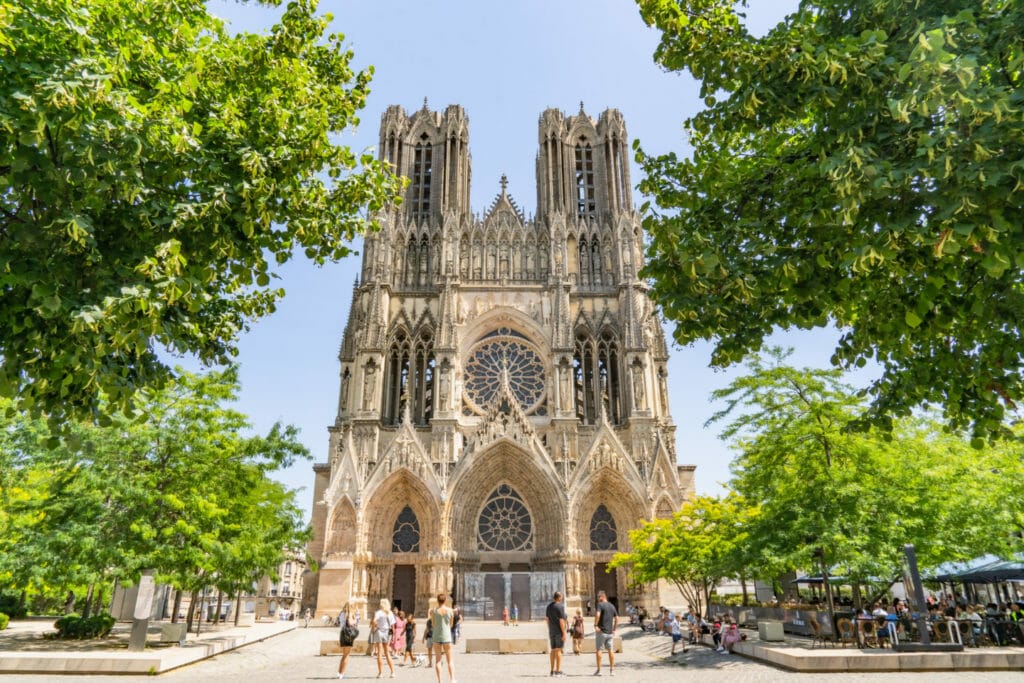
[546,591,568,677]
[593,590,618,676]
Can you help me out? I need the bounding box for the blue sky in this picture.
[203,0,864,515]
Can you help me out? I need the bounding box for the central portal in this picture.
[460,571,564,621]
[392,565,416,614]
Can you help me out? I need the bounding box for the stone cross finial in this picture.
[499,174,508,194]
[422,97,429,110]
[579,100,585,113]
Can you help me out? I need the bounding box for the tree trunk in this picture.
[234,594,243,626]
[171,589,183,624]
[185,591,198,632]
[96,585,105,616]
[213,591,223,625]
[740,575,749,606]
[82,583,95,619]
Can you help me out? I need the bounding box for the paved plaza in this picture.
[3,620,1022,682]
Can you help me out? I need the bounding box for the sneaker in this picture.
[593,670,602,676]
[609,671,615,677]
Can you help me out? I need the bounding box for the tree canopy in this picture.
[0,0,402,425]
[0,368,310,611]
[712,349,1024,584]
[635,0,1024,439]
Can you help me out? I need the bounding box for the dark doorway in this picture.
[484,574,504,621]
[511,574,531,621]
[594,563,618,609]
[392,565,416,615]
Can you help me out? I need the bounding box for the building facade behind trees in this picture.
[306,102,694,619]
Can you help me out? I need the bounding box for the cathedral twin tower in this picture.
[306,102,693,620]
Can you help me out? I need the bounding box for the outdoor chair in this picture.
[858,619,878,648]
[836,618,856,648]
[934,620,961,645]
[808,617,833,649]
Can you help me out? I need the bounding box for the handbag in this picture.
[340,620,359,645]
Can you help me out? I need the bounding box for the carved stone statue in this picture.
[361,363,377,411]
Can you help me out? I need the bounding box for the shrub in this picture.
[0,612,9,630]
[0,594,27,619]
[53,613,116,639]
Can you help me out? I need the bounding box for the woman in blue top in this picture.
[430,593,456,683]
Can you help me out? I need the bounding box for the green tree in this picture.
[635,0,1024,439]
[0,0,403,425]
[0,369,310,617]
[611,494,748,618]
[711,348,1024,594]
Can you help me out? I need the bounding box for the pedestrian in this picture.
[593,590,618,677]
[585,599,592,617]
[511,603,519,626]
[303,607,312,628]
[545,591,568,677]
[423,605,435,668]
[430,593,456,683]
[402,614,417,666]
[392,610,407,658]
[503,605,510,626]
[571,609,585,655]
[337,604,360,680]
[371,598,396,679]
[451,602,462,644]
[669,611,686,655]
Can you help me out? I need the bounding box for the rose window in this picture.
[477,484,533,551]
[463,328,545,414]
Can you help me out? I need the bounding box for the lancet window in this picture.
[382,329,435,425]
[573,329,622,425]
[589,504,618,551]
[400,235,434,288]
[577,236,606,287]
[392,506,421,553]
[575,142,595,218]
[411,135,432,218]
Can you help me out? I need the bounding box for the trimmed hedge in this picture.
[0,612,9,630]
[53,613,115,639]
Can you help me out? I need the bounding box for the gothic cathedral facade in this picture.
[306,103,694,619]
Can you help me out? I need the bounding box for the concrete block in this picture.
[319,640,370,655]
[499,638,547,654]
[465,638,501,653]
[159,623,187,644]
[236,613,255,627]
[758,621,785,642]
[578,636,623,653]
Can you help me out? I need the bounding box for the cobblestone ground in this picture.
[3,622,1021,682]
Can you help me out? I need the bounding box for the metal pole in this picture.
[903,544,930,645]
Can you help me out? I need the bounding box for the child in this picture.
[669,612,687,655]
[402,614,417,666]
[571,609,585,655]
